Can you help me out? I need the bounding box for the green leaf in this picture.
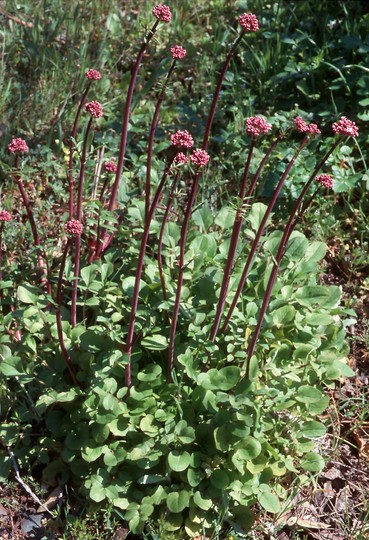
[141,334,168,350]
[210,469,230,489]
[168,450,191,472]
[174,420,196,444]
[272,305,296,326]
[193,491,212,511]
[303,241,327,262]
[192,206,213,232]
[284,234,309,260]
[17,284,42,304]
[247,202,269,232]
[301,421,326,439]
[198,366,240,391]
[0,356,23,376]
[166,490,191,513]
[257,485,281,513]
[294,286,341,309]
[296,386,324,404]
[137,364,162,381]
[187,467,203,487]
[300,451,325,472]
[89,483,106,502]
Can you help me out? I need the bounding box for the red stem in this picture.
[157,170,180,306]
[145,60,177,223]
[125,154,175,388]
[245,138,342,368]
[209,140,255,341]
[71,117,93,326]
[96,21,159,257]
[55,238,79,386]
[221,137,310,334]
[13,156,49,291]
[68,82,92,219]
[167,29,247,381]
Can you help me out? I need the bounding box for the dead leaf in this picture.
[353,429,369,460]
[36,486,63,513]
[296,518,331,530]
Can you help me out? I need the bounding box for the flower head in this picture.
[104,160,117,173]
[8,138,29,154]
[0,210,12,222]
[174,152,188,165]
[294,116,321,135]
[170,130,194,149]
[85,68,101,80]
[65,219,83,236]
[190,149,210,167]
[332,116,359,137]
[152,4,172,22]
[170,45,187,60]
[85,101,103,118]
[245,116,272,137]
[308,123,321,135]
[239,13,259,31]
[316,173,334,189]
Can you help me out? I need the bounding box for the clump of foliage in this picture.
[0,3,357,537]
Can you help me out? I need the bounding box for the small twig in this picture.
[7,447,53,515]
[0,8,33,28]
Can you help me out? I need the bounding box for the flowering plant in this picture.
[0,4,358,537]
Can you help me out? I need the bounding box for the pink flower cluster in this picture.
[316,173,334,189]
[170,130,194,148]
[239,13,259,31]
[332,116,359,137]
[293,117,321,135]
[0,210,12,221]
[190,149,210,167]
[245,116,272,137]
[8,137,29,154]
[175,152,188,165]
[152,4,172,22]
[85,69,101,80]
[85,101,103,118]
[170,45,187,60]
[104,160,117,173]
[65,219,83,236]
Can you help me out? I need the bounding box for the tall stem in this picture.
[125,155,175,388]
[145,60,177,223]
[96,21,159,257]
[245,138,342,367]
[13,156,49,292]
[202,31,245,151]
[157,170,180,305]
[71,117,93,327]
[221,137,310,333]
[55,238,79,386]
[68,82,92,219]
[166,30,246,381]
[209,140,255,341]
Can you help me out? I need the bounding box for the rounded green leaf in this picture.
[198,366,240,391]
[301,421,326,439]
[258,487,281,513]
[300,451,325,472]
[193,491,212,511]
[296,385,324,404]
[168,450,191,472]
[210,469,230,489]
[141,334,168,350]
[166,490,191,513]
